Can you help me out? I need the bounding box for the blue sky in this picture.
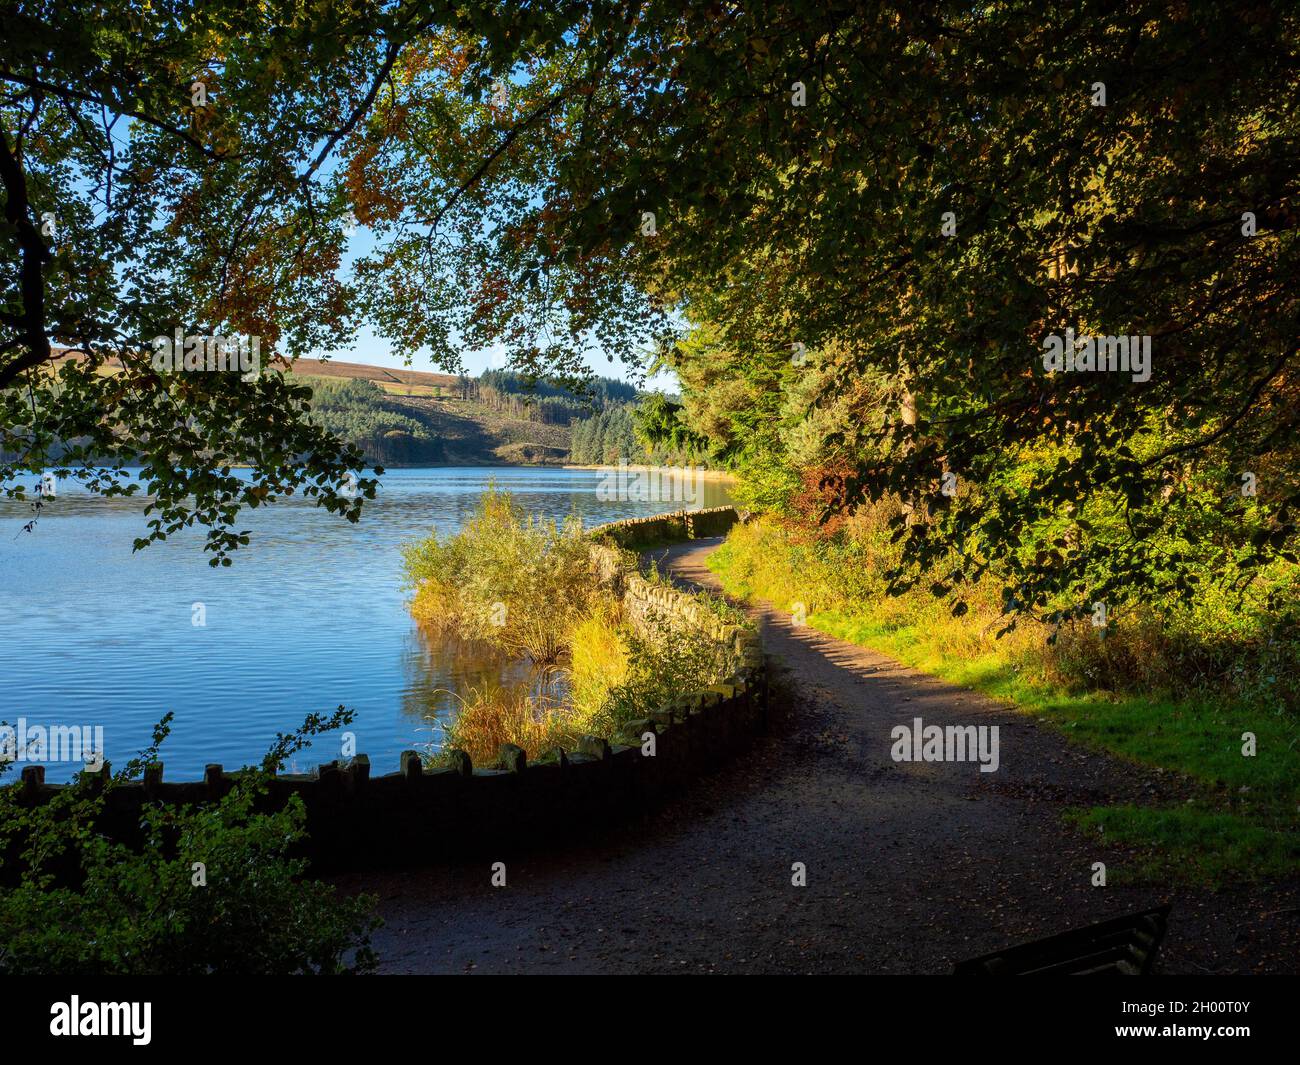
[312,323,670,389]
[312,224,676,390]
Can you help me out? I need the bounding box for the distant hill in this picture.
[298,373,573,466]
[290,360,624,466]
[281,357,463,393]
[44,350,636,467]
[51,350,462,394]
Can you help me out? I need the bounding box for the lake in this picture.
[0,467,733,782]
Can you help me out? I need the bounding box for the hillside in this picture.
[299,373,572,466]
[47,352,580,466]
[281,357,462,395]
[293,364,576,466]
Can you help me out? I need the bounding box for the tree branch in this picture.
[423,86,572,232]
[1144,344,1298,467]
[0,70,229,161]
[0,120,53,390]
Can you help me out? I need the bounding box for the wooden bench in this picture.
[953,905,1171,975]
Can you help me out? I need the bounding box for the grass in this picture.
[811,608,1298,799]
[708,528,1300,887]
[567,600,632,724]
[1065,806,1300,885]
[376,382,442,397]
[431,675,583,767]
[423,604,719,766]
[410,488,743,765]
[640,560,750,627]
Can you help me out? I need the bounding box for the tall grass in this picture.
[423,600,738,764]
[435,675,583,765]
[407,489,736,765]
[708,514,1300,885]
[712,513,1300,714]
[581,617,732,740]
[403,485,596,663]
[427,606,723,766]
[567,599,632,721]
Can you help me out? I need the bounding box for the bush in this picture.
[434,674,582,766]
[580,616,733,741]
[403,486,597,663]
[0,711,379,975]
[428,599,732,764]
[407,488,747,763]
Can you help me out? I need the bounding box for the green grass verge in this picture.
[708,542,1300,887]
[1065,805,1300,885]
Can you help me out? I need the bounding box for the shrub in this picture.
[408,489,750,763]
[0,711,379,975]
[403,486,597,662]
[434,674,582,765]
[567,599,632,721]
[583,617,732,740]
[432,605,731,764]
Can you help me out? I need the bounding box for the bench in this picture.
[953,905,1171,975]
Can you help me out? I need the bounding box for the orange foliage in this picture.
[790,461,860,540]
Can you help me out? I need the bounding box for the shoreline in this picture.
[563,463,735,481]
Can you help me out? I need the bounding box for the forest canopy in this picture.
[338,0,1299,625]
[3,0,1297,607]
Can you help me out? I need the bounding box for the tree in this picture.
[0,1,432,559]
[339,0,1299,622]
[569,413,594,463]
[0,1,560,561]
[9,2,1299,611]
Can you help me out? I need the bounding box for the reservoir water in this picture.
[0,467,732,781]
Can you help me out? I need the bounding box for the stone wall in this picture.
[588,504,741,549]
[8,509,765,871]
[620,570,760,679]
[588,511,760,680]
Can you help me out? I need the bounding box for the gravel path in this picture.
[338,539,1300,974]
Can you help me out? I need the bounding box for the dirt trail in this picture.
[339,539,1299,973]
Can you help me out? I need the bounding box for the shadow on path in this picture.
[337,539,1299,973]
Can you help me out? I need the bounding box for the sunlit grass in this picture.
[708,523,1300,886]
[1066,805,1300,886]
[376,382,441,397]
[432,675,583,766]
[567,600,632,723]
